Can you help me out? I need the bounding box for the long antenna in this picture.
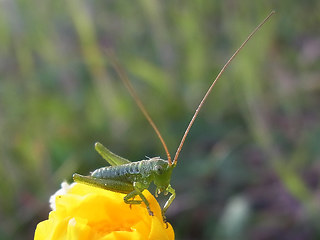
[173,11,275,165]
[106,49,172,165]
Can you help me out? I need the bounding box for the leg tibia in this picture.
[124,183,153,216]
[162,185,175,215]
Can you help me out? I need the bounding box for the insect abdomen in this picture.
[91,161,145,181]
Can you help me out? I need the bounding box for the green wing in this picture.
[95,142,131,166]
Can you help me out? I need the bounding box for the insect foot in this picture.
[148,209,154,216]
[161,212,169,228]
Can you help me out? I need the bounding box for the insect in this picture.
[73,11,275,221]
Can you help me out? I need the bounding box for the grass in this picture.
[0,0,320,239]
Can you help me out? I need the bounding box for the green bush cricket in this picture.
[73,11,275,221]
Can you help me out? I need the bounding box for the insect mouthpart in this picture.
[155,186,168,197]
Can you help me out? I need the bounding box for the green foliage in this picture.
[1,0,320,239]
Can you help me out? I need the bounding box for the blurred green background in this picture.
[1,0,320,239]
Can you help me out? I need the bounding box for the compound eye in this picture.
[154,165,163,175]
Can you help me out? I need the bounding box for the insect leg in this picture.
[162,184,176,215]
[95,142,131,166]
[124,190,142,204]
[124,182,153,216]
[73,173,134,193]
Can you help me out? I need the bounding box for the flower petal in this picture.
[34,182,174,240]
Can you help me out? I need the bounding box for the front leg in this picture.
[124,182,153,216]
[162,184,175,216]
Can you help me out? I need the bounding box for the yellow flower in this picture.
[34,182,174,240]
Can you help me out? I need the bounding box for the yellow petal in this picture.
[34,182,175,240]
